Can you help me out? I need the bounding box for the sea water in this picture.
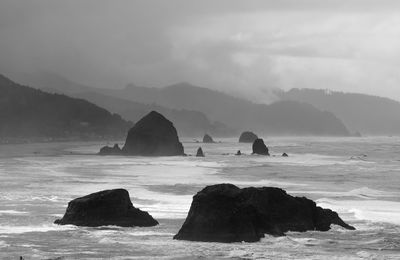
[0,137,399,259]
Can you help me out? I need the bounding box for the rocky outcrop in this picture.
[174,184,355,243]
[252,138,269,155]
[203,134,214,143]
[196,147,205,157]
[99,144,122,155]
[121,111,184,156]
[282,152,288,157]
[55,189,158,227]
[239,131,258,143]
[235,150,242,156]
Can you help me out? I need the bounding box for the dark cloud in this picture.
[1,0,400,101]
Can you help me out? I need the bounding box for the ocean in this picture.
[0,137,399,259]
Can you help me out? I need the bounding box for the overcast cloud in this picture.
[1,0,400,102]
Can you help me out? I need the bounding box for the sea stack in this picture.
[239,131,258,143]
[120,111,184,156]
[203,134,215,143]
[196,147,205,157]
[174,184,355,243]
[252,138,269,155]
[55,189,158,227]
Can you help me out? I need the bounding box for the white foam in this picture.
[0,210,28,215]
[290,187,399,199]
[0,240,8,248]
[0,224,77,234]
[317,198,400,225]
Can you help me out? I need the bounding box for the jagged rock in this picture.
[121,111,184,156]
[174,184,355,243]
[99,144,122,155]
[252,138,269,155]
[282,152,288,157]
[203,134,215,143]
[55,189,158,227]
[239,131,258,143]
[196,147,205,157]
[235,150,242,156]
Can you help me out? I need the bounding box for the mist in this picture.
[1,0,400,102]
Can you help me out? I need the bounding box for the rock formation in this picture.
[55,189,158,227]
[239,131,258,143]
[252,138,269,155]
[121,111,184,156]
[235,150,242,156]
[174,184,355,243]
[99,144,122,155]
[203,134,215,143]
[282,152,288,157]
[196,147,205,157]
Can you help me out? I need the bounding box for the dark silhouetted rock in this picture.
[122,111,184,156]
[252,138,269,155]
[203,134,215,143]
[196,147,205,157]
[235,150,242,156]
[99,144,122,155]
[239,131,258,143]
[282,152,288,157]
[55,189,158,227]
[174,184,355,243]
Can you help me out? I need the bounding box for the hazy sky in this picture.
[1,0,400,102]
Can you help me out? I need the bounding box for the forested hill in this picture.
[278,88,400,135]
[0,75,131,142]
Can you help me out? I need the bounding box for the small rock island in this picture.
[55,189,158,227]
[174,184,355,243]
[252,138,269,155]
[239,131,258,143]
[202,134,215,143]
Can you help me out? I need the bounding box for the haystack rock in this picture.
[174,184,355,243]
[99,144,122,155]
[239,131,258,143]
[55,189,158,227]
[252,138,269,155]
[203,134,215,143]
[122,111,184,156]
[196,147,205,157]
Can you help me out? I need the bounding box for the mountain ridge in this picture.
[0,74,132,142]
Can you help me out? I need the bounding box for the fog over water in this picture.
[1,0,400,102]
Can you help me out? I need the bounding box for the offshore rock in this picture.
[196,147,205,157]
[252,138,269,155]
[239,131,258,143]
[99,144,122,155]
[122,111,184,156]
[203,134,215,143]
[174,184,355,243]
[55,189,158,227]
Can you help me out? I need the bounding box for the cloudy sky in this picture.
[1,0,400,102]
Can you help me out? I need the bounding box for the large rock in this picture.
[55,189,158,227]
[122,111,184,156]
[203,134,215,143]
[174,184,355,243]
[99,144,122,155]
[239,131,258,143]
[252,138,269,155]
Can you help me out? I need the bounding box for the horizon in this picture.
[1,0,400,103]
